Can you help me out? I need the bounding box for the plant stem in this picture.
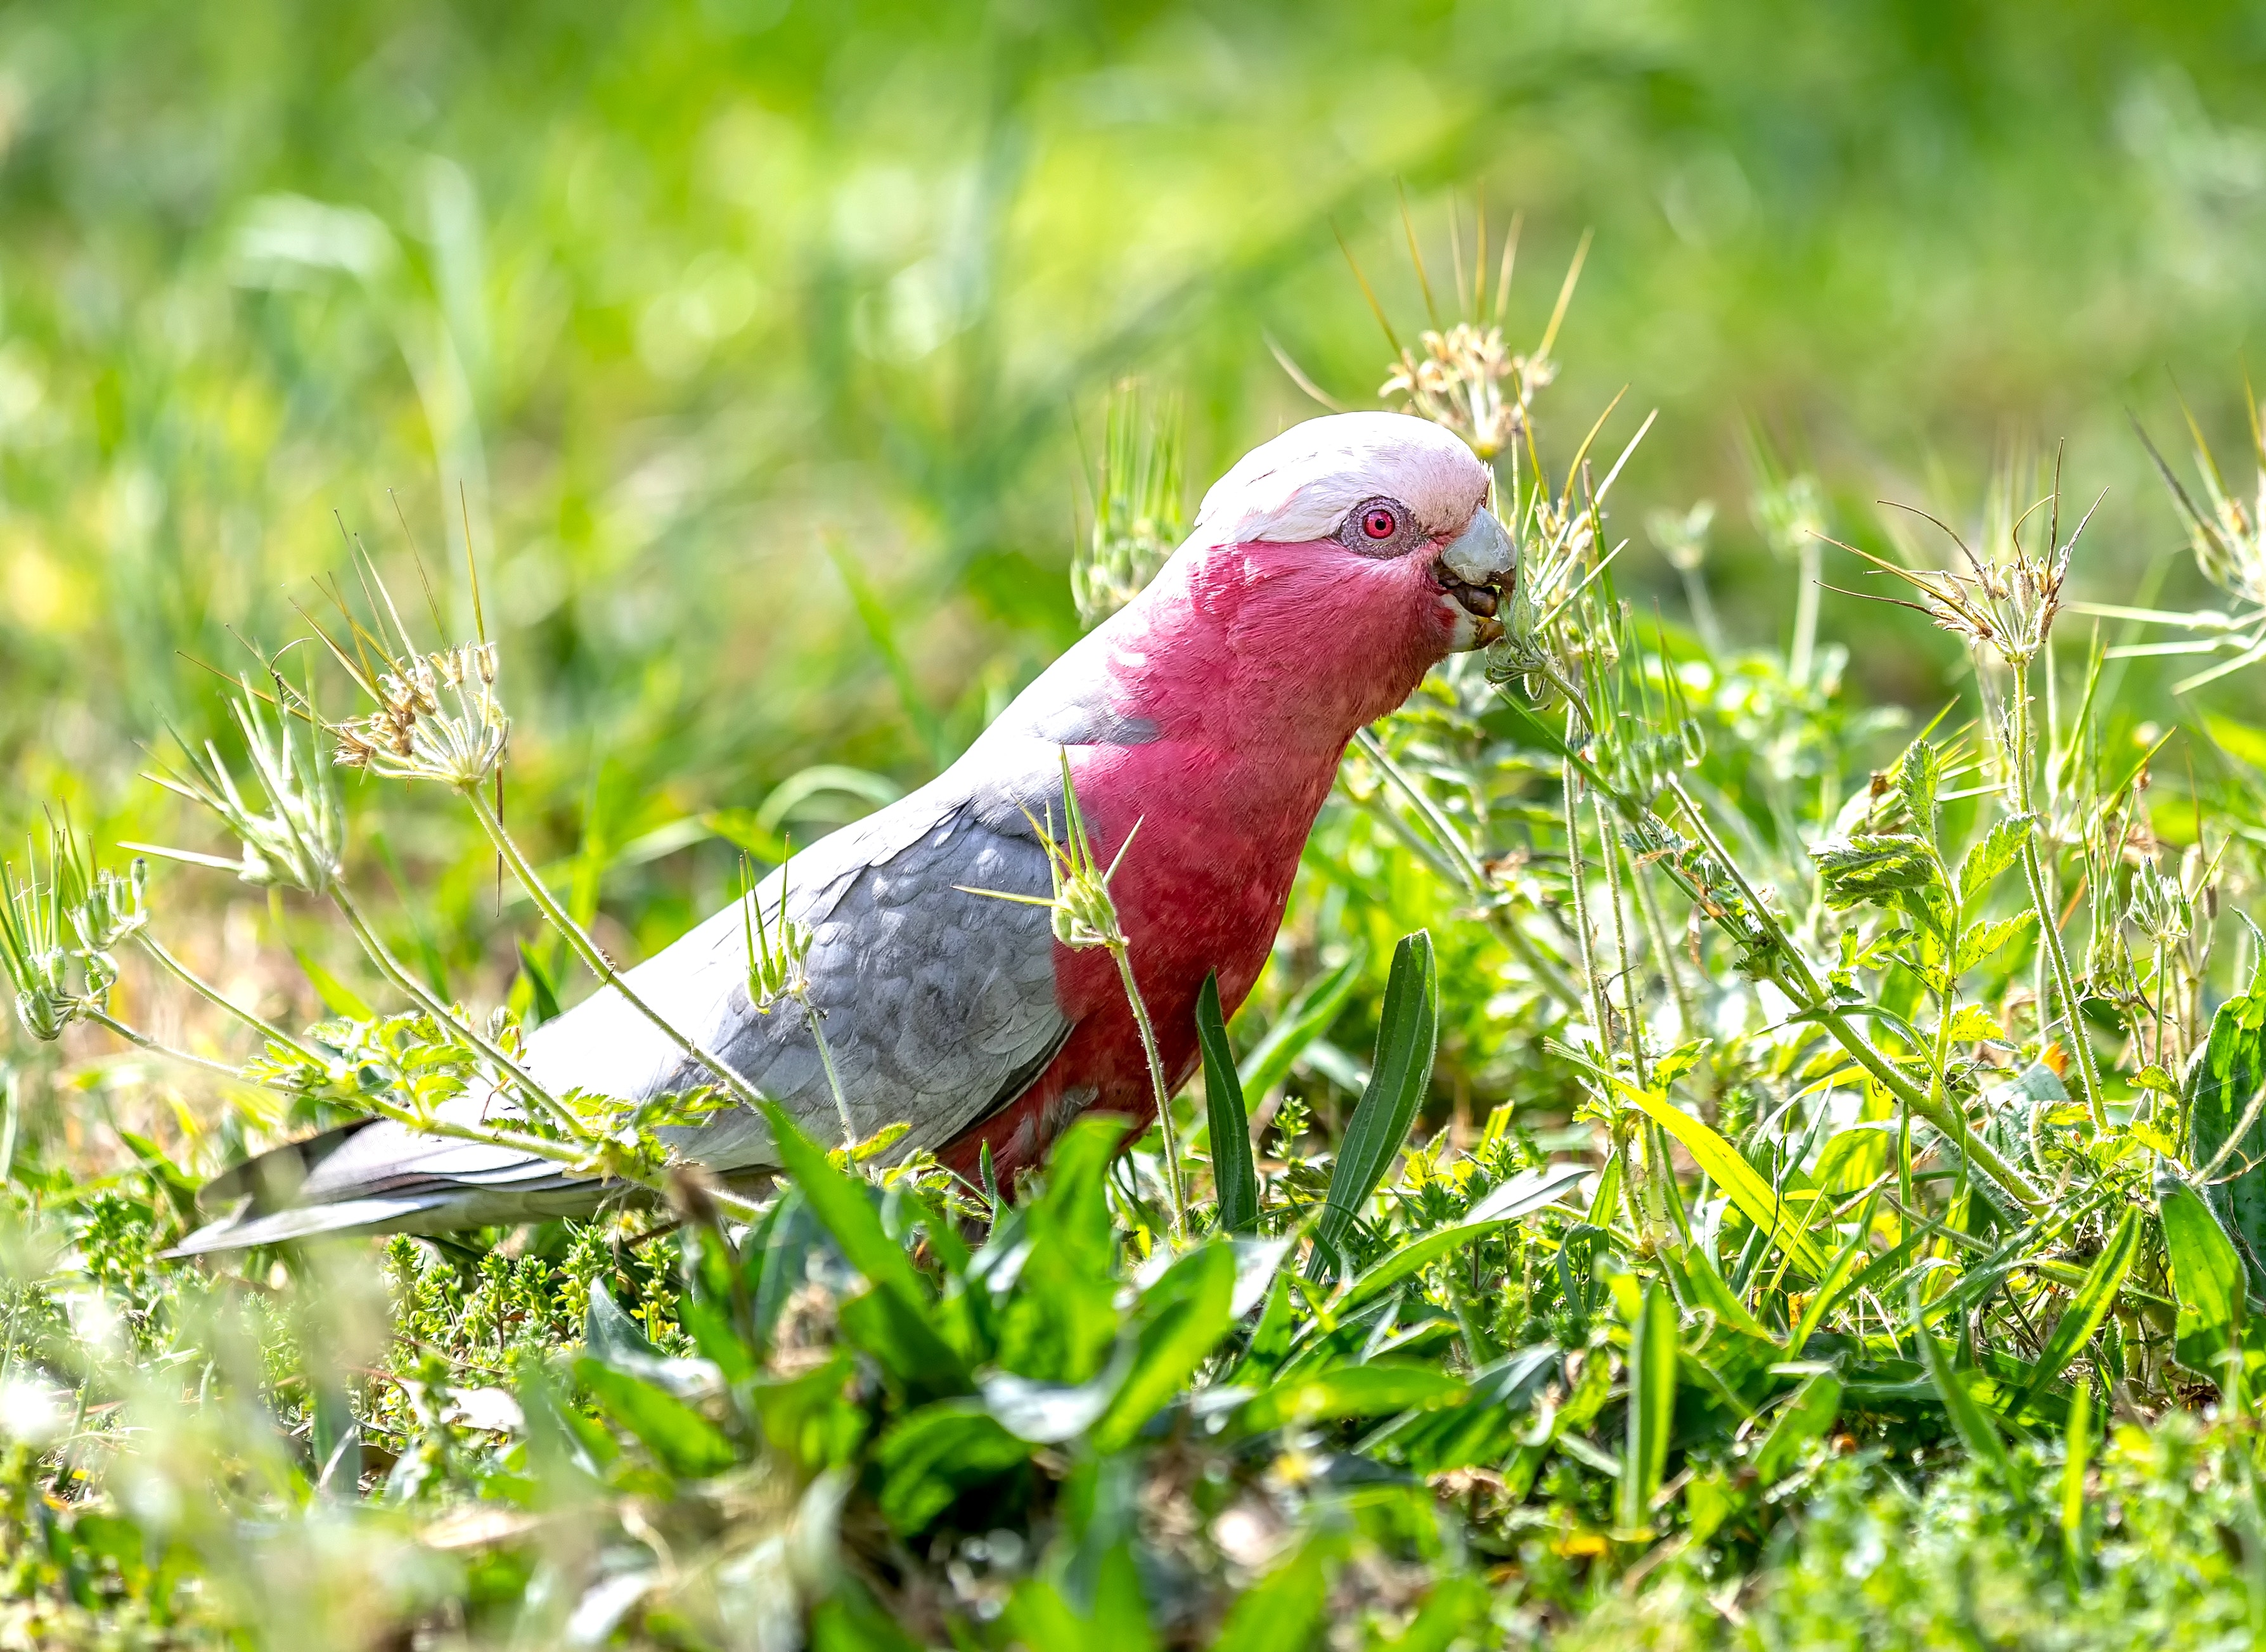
[1658,777,2045,1212]
[84,1009,245,1082]
[134,932,333,1069]
[1562,755,1613,1055]
[1109,937,1185,1241]
[2010,661,2107,1128]
[1789,538,1821,687]
[1354,725,1584,1015]
[330,882,581,1139]
[802,998,857,1150]
[1629,856,1699,1045]
[463,785,762,1109]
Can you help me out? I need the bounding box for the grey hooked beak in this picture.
[1435,506,1516,645]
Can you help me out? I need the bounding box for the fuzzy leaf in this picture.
[1954,910,2036,974]
[1956,813,2035,901]
[1811,833,1939,910]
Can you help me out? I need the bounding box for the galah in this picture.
[176,412,1514,1251]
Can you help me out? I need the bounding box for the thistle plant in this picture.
[2086,392,2266,690]
[738,856,856,1151]
[1829,475,2109,1129]
[1367,207,1585,462]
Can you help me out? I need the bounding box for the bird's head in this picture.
[1189,411,1514,657]
[1070,412,1517,751]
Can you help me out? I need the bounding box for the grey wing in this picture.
[520,770,1071,1168]
[169,786,1068,1254]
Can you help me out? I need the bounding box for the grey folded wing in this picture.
[526,773,1072,1165]
[171,766,1071,1253]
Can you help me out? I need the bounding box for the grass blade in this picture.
[1604,1071,1827,1275]
[1196,972,1258,1234]
[1306,931,1438,1279]
[2061,1377,2092,1580]
[1618,1281,1678,1534]
[2012,1205,2140,1417]
[1910,1277,2011,1480]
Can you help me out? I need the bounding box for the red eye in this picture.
[1361,507,1398,541]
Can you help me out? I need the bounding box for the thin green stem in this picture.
[802,997,858,1150]
[1630,855,1698,1045]
[1562,756,1613,1054]
[463,785,761,1109]
[134,932,332,1069]
[84,1009,243,1082]
[1657,777,2045,1213]
[1353,725,1584,1013]
[2010,662,2107,1128]
[330,882,581,1139]
[1790,538,1822,688]
[1109,938,1185,1241]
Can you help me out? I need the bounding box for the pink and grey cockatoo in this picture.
[176,412,1514,1252]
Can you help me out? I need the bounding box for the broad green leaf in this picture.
[1361,1343,1561,1474]
[1751,1370,1843,1481]
[1235,948,1367,1103]
[761,1101,930,1312]
[1606,1074,1827,1274]
[1195,971,1258,1234]
[874,1401,1031,1533]
[987,1114,1126,1383]
[1618,1282,1678,1533]
[583,1282,721,1398]
[2204,713,2266,771]
[2188,981,2266,1288]
[1090,1241,1236,1452]
[1910,1279,2011,1479]
[1235,1364,1465,1433]
[1956,812,2034,901]
[2162,1184,2245,1387]
[836,1285,969,1401]
[996,1546,1159,1652]
[1210,1525,1347,1652]
[573,1358,738,1480]
[1308,930,1438,1279]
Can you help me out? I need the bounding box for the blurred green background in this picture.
[4,0,2266,974]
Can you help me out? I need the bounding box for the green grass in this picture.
[15,5,2266,1646]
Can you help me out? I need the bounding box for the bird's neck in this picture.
[1092,537,1446,762]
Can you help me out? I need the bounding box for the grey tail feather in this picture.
[165,1195,456,1256]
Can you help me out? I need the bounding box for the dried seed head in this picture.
[1381,323,1552,460]
[334,643,510,789]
